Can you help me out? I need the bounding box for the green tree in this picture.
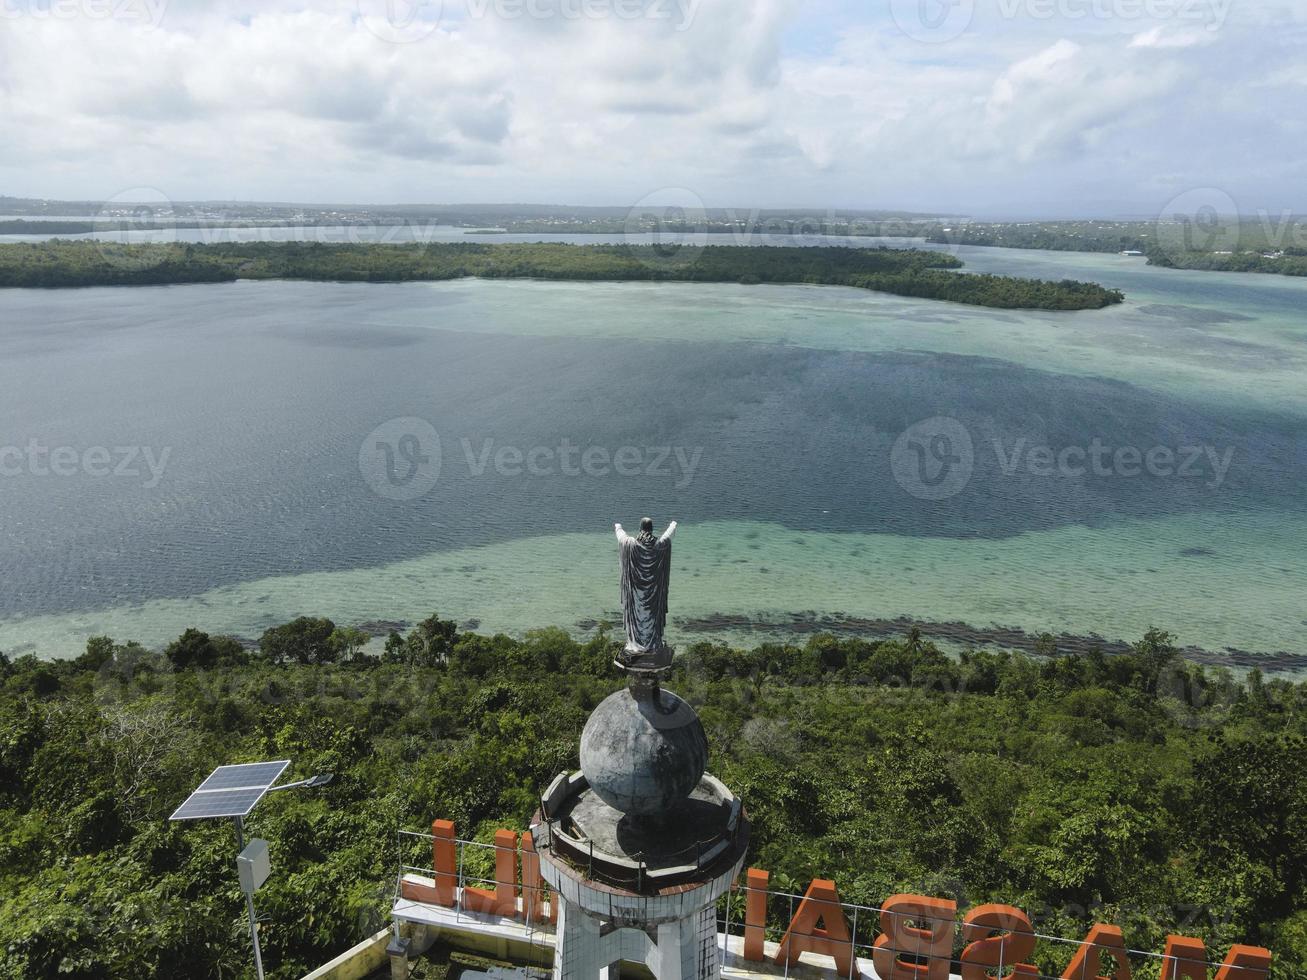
[258,616,338,665]
[328,627,372,663]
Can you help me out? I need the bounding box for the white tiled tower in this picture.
[552,896,726,979]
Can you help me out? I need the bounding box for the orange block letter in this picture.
[1214,945,1272,980]
[743,868,769,962]
[432,819,457,907]
[873,894,957,980]
[1062,924,1132,980]
[774,879,855,977]
[520,830,556,925]
[399,877,442,905]
[1159,936,1208,980]
[961,904,1037,980]
[463,829,519,919]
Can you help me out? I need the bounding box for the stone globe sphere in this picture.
[579,685,708,817]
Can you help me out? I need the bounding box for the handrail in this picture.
[547,813,746,888]
[719,880,1250,975]
[396,828,1259,976]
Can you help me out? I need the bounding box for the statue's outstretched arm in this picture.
[614,522,629,543]
[659,520,678,544]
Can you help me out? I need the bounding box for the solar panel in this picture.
[170,760,290,822]
[197,761,291,793]
[171,787,269,820]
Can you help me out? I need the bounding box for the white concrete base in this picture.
[553,898,719,980]
[299,927,394,980]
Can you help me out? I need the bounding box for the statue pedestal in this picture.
[614,647,673,694]
[616,643,673,672]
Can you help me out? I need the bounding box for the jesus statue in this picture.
[614,517,677,663]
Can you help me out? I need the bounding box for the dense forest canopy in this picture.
[920,221,1307,277]
[0,241,1126,310]
[1,620,1303,978]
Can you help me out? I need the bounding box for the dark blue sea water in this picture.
[1,245,1304,661]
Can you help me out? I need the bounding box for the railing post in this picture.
[723,881,734,968]
[785,892,794,979]
[455,837,466,915]
[849,906,858,980]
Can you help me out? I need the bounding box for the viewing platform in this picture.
[389,877,926,980]
[327,827,1275,980]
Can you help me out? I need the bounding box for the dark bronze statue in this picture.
[614,517,677,664]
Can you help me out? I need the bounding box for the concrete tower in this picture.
[530,639,749,978]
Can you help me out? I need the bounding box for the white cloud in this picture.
[0,0,1302,213]
[1128,24,1218,48]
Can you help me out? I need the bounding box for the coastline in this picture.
[672,610,1307,674]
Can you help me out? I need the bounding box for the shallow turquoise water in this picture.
[4,513,1305,662]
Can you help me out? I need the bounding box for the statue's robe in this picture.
[616,522,676,655]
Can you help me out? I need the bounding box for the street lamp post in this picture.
[170,761,333,980]
[237,835,271,980]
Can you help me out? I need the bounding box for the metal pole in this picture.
[394,830,402,940]
[723,883,733,969]
[455,838,466,917]
[785,893,794,980]
[849,906,858,980]
[235,816,265,980]
[246,888,265,980]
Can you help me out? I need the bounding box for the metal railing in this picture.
[394,829,1264,980]
[394,830,554,976]
[545,815,746,892]
[715,880,1260,980]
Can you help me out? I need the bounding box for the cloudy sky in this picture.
[0,0,1302,216]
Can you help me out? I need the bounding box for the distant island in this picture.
[474,216,1307,279]
[917,220,1307,277]
[0,241,1126,310]
[0,218,324,236]
[3,193,1301,279]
